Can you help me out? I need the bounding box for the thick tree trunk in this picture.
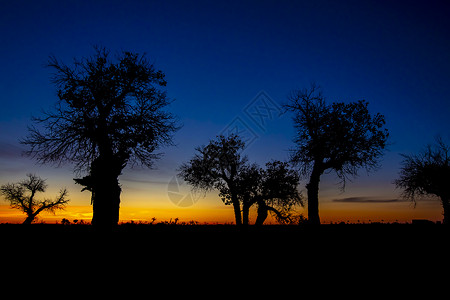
[76,152,125,230]
[91,176,121,228]
[255,200,268,226]
[23,214,35,225]
[306,163,322,225]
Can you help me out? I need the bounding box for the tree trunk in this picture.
[306,163,322,225]
[80,153,125,229]
[23,214,35,225]
[231,193,242,227]
[91,176,121,228]
[255,200,268,226]
[441,196,450,225]
[242,198,250,227]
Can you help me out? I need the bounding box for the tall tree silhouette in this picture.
[284,84,389,224]
[22,47,178,228]
[179,135,247,226]
[395,137,450,224]
[0,174,69,224]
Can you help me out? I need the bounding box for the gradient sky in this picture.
[1,0,449,224]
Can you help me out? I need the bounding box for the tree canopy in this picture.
[21,46,178,228]
[284,84,389,224]
[395,137,450,224]
[23,47,178,171]
[179,135,302,226]
[179,134,247,225]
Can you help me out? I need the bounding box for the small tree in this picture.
[22,47,178,228]
[284,84,389,224]
[179,135,302,226]
[1,174,69,224]
[395,137,450,224]
[235,161,303,225]
[255,160,303,225]
[231,163,261,226]
[179,134,247,226]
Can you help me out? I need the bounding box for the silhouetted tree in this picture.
[233,163,261,226]
[234,161,303,225]
[255,161,303,225]
[0,174,69,224]
[284,84,389,224]
[179,134,247,226]
[179,135,302,226]
[395,137,450,224]
[22,46,178,228]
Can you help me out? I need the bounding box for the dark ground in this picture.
[1,222,447,245]
[2,223,447,273]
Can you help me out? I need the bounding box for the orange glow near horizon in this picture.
[318,200,443,224]
[0,196,444,224]
[0,176,444,224]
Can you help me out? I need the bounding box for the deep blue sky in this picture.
[1,0,449,222]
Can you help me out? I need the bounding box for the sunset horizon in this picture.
[0,192,444,225]
[1,0,449,228]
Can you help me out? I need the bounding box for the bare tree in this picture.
[21,46,178,228]
[284,84,389,224]
[1,174,69,224]
[395,137,450,224]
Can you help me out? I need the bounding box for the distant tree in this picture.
[284,84,389,224]
[255,160,303,225]
[232,163,261,226]
[179,135,302,226]
[0,174,69,224]
[22,46,178,228]
[234,161,303,226]
[395,137,450,224]
[179,134,247,226]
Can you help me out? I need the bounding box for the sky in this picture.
[1,0,449,224]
